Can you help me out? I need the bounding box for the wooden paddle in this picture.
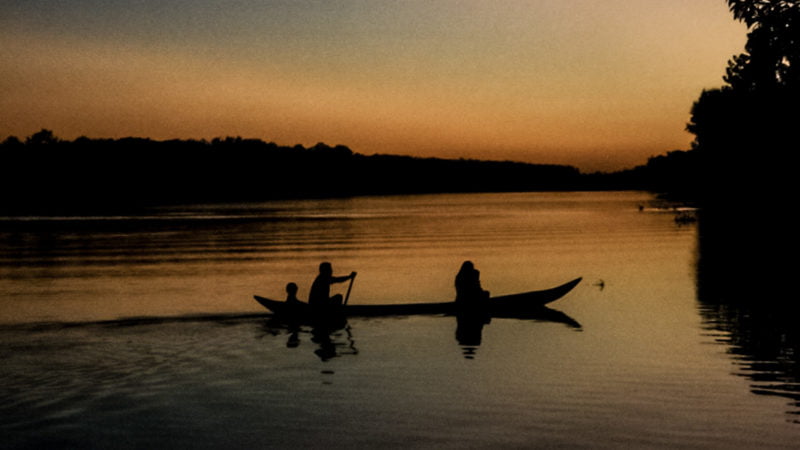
[343,272,357,305]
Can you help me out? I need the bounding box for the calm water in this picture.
[1,192,798,448]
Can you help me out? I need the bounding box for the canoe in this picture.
[254,277,582,318]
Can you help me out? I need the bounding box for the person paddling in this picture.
[308,262,356,310]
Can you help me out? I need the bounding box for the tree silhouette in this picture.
[687,0,799,200]
[691,1,800,308]
[723,0,800,90]
[0,133,595,213]
[24,128,59,146]
[1,135,22,148]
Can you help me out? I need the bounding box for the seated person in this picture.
[285,282,301,303]
[454,261,490,307]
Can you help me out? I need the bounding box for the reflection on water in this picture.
[1,191,666,323]
[259,319,359,362]
[259,302,582,362]
[698,301,800,422]
[4,192,800,447]
[455,312,489,359]
[311,326,358,362]
[455,307,582,359]
[696,209,800,422]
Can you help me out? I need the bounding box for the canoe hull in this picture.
[254,277,581,318]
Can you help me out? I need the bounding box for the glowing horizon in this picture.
[0,1,745,172]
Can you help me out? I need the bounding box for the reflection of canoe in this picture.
[492,306,582,329]
[254,277,582,318]
[455,305,582,350]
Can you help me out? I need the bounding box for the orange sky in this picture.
[1,1,745,171]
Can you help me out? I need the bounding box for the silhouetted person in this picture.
[454,261,490,358]
[285,282,301,303]
[455,261,490,307]
[280,282,305,324]
[309,262,356,311]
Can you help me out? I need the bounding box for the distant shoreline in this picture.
[1,131,696,214]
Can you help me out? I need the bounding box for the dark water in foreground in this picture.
[1,192,798,448]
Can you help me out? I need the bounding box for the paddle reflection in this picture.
[260,319,358,362]
[311,324,358,362]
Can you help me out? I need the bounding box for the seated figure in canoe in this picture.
[454,260,490,308]
[309,262,357,313]
[254,262,581,323]
[283,282,304,313]
[455,261,491,332]
[285,282,301,303]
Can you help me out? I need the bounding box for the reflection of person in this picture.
[308,262,356,309]
[455,261,490,306]
[286,328,300,348]
[456,313,486,359]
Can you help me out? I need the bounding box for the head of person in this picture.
[319,262,333,276]
[459,261,474,273]
[286,282,298,296]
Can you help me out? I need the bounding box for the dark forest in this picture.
[1,130,691,214]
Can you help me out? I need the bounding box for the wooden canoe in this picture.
[254,277,582,318]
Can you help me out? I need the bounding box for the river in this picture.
[1,191,797,448]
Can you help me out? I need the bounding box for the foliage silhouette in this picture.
[689,4,800,414]
[689,0,799,305]
[1,130,600,214]
[724,0,800,90]
[687,0,799,206]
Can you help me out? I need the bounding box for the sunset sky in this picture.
[1,0,745,171]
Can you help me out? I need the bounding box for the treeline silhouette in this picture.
[587,149,701,202]
[1,129,705,214]
[597,1,800,207]
[691,12,799,423]
[687,0,799,207]
[685,0,800,305]
[2,130,616,214]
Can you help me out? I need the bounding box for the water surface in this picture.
[1,192,797,448]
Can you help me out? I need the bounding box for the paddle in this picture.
[343,272,357,305]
